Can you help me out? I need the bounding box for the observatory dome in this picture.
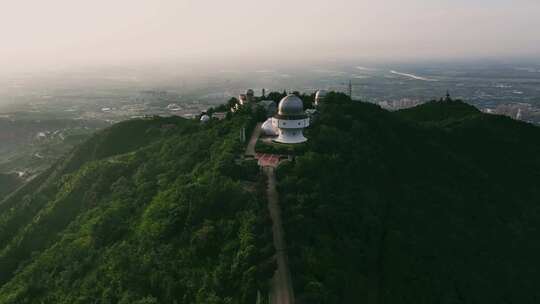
[315,90,328,105]
[200,114,210,123]
[261,118,278,136]
[272,94,310,144]
[278,94,305,116]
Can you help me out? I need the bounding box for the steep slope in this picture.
[0,113,275,303]
[2,92,539,303]
[0,173,22,200]
[277,93,540,303]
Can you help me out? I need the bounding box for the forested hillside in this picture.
[277,93,540,303]
[1,92,539,303]
[0,111,275,303]
[0,173,21,201]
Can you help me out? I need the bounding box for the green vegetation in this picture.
[277,93,540,303]
[1,91,540,303]
[0,173,22,200]
[396,98,481,123]
[0,118,104,177]
[255,140,307,156]
[0,112,275,303]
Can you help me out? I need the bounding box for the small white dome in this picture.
[261,118,278,136]
[278,94,304,116]
[315,90,328,105]
[200,114,210,123]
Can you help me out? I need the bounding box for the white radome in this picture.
[315,90,328,106]
[261,118,278,136]
[200,114,210,123]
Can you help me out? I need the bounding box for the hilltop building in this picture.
[261,118,278,136]
[239,89,255,106]
[246,89,255,101]
[200,114,210,123]
[239,94,248,105]
[271,94,310,144]
[315,90,328,106]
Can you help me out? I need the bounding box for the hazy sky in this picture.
[1,0,539,73]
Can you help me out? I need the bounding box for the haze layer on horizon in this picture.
[1,0,539,74]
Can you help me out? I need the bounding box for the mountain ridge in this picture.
[277,94,540,303]
[0,94,539,303]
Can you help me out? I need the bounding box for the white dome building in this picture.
[261,118,278,136]
[272,94,310,144]
[315,90,328,106]
[239,89,255,106]
[200,114,210,123]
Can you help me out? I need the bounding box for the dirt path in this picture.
[265,166,295,304]
[243,123,295,303]
[245,123,262,157]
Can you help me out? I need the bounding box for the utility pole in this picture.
[348,80,353,98]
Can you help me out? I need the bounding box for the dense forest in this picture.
[0,173,21,200]
[277,93,540,303]
[1,92,539,303]
[0,109,275,303]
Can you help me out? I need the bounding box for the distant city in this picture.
[2,61,540,123]
[1,60,539,178]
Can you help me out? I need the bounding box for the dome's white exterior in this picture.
[278,94,304,116]
[315,90,328,106]
[272,94,309,144]
[200,114,210,123]
[261,118,278,136]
